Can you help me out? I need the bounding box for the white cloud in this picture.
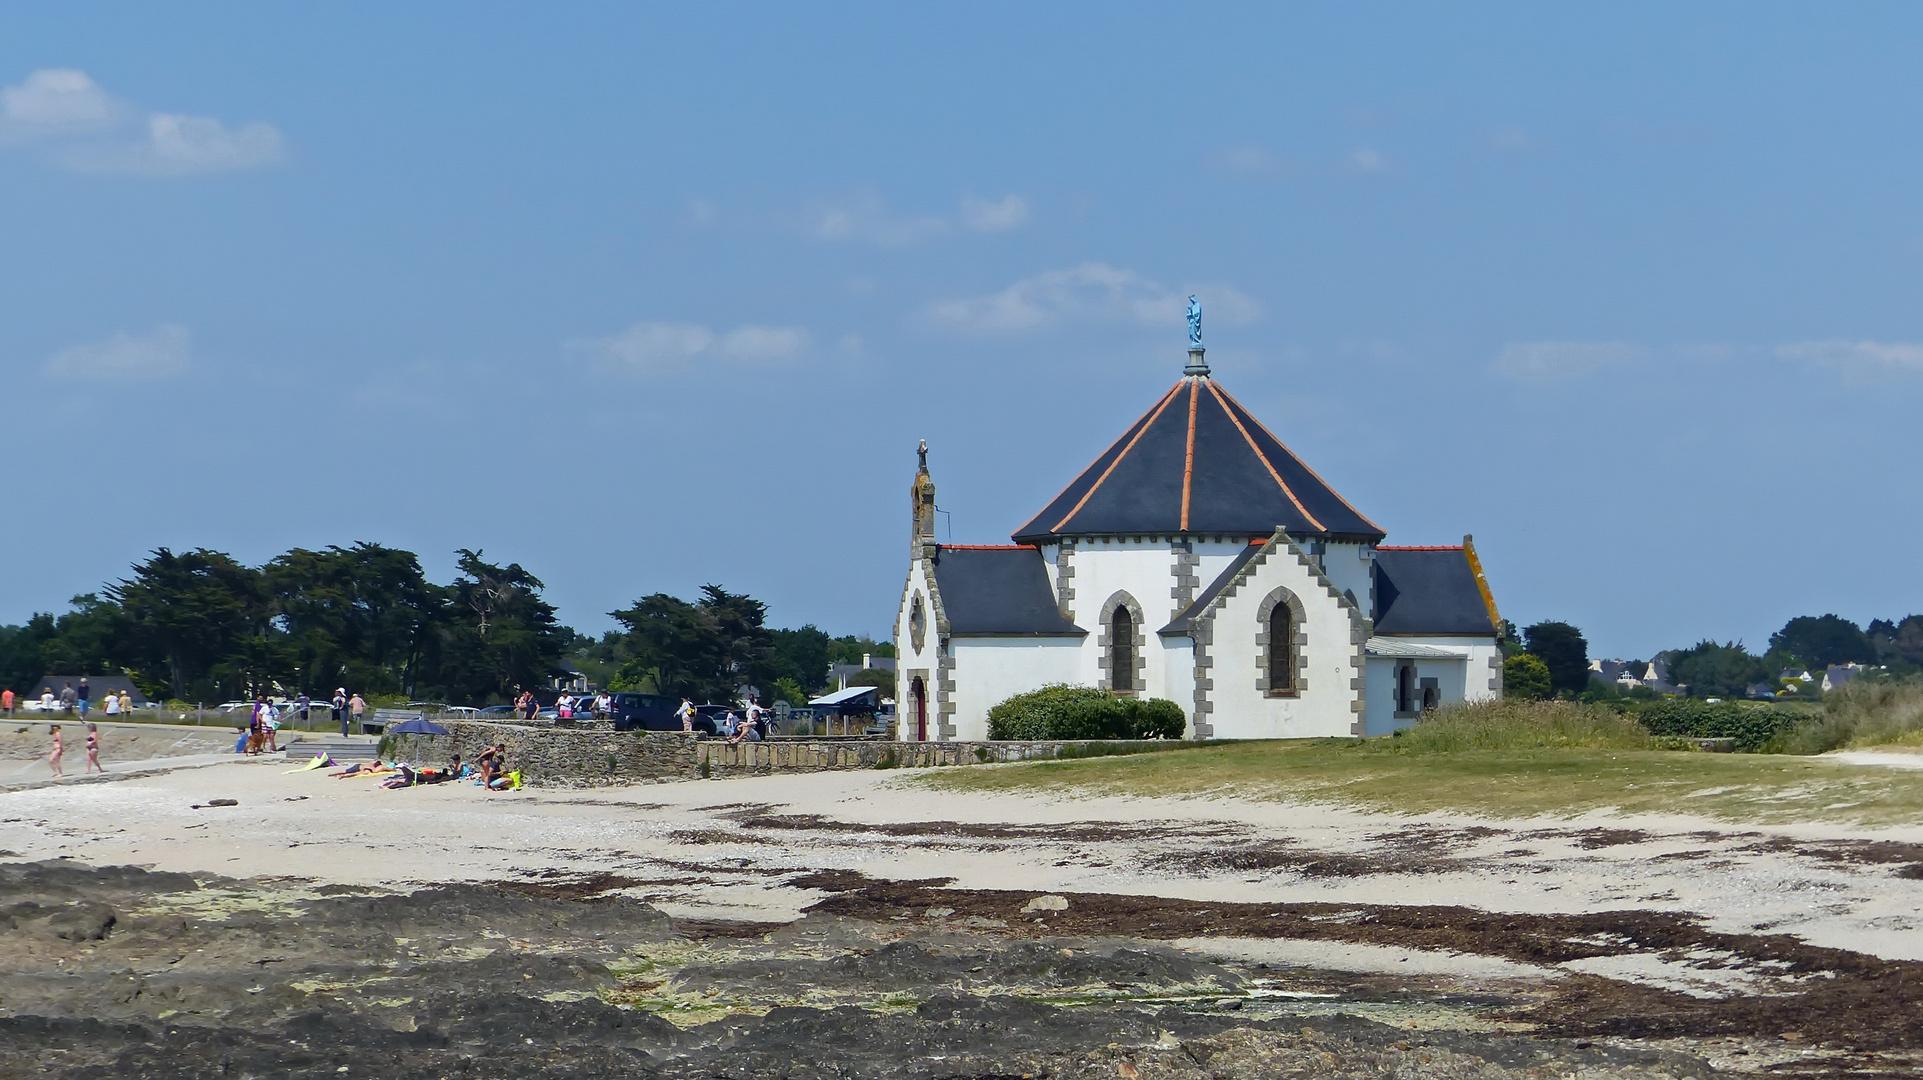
[925,263,1260,335]
[1492,341,1642,380]
[805,192,948,247]
[1206,145,1293,178]
[576,321,809,374]
[800,189,1032,245]
[715,325,808,363]
[1348,148,1388,172]
[0,68,283,175]
[44,324,193,381]
[1779,340,1923,377]
[0,69,114,132]
[959,193,1029,233]
[137,112,283,173]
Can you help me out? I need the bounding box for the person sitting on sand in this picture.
[475,743,506,780]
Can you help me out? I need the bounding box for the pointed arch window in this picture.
[1267,603,1294,693]
[1110,606,1135,693]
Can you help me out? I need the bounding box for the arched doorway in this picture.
[911,676,927,741]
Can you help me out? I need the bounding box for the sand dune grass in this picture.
[916,699,1923,825]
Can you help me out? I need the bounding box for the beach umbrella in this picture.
[388,718,450,735]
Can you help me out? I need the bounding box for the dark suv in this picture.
[608,692,711,733]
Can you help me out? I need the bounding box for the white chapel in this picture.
[892,328,1505,742]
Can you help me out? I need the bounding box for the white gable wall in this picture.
[1195,536,1365,739]
[892,558,944,741]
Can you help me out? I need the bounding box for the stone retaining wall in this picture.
[382,721,1180,786]
[383,722,698,786]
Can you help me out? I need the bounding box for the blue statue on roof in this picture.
[1186,295,1202,347]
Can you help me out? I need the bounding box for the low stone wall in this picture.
[383,722,698,786]
[696,739,1151,775]
[382,721,1181,786]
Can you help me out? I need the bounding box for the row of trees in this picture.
[0,546,891,708]
[0,545,570,705]
[566,585,891,704]
[1497,612,1923,702]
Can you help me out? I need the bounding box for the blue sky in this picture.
[3,3,1920,658]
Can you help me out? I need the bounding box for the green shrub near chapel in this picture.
[1630,697,1802,752]
[1502,654,1552,701]
[986,684,1186,741]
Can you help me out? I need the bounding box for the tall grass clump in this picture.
[1393,697,1660,753]
[1767,679,1923,754]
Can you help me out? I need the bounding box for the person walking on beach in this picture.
[247,696,266,755]
[47,725,64,778]
[332,688,349,737]
[83,723,102,774]
[1,688,12,718]
[349,693,367,735]
[76,678,90,719]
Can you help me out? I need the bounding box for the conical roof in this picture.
[1011,375,1385,544]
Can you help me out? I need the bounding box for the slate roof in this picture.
[29,675,147,703]
[1372,547,1499,636]
[1013,377,1385,544]
[1364,638,1469,658]
[930,546,1086,636]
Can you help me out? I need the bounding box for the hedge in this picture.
[1631,698,1804,752]
[986,684,1187,741]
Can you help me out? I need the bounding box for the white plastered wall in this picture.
[1382,635,1503,702]
[1318,541,1376,609]
[1361,655,1471,736]
[1197,536,1365,739]
[1057,539,1186,700]
[946,637,1086,740]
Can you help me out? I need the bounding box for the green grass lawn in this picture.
[913,739,1923,826]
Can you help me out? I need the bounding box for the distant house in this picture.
[29,675,149,708]
[1822,664,1861,693]
[550,661,590,694]
[1746,681,1779,699]
[827,653,896,691]
[1636,659,1683,696]
[1589,659,1634,686]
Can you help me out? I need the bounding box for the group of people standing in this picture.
[0,680,135,719]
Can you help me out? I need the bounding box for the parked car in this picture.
[441,706,483,717]
[476,705,517,718]
[608,693,704,733]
